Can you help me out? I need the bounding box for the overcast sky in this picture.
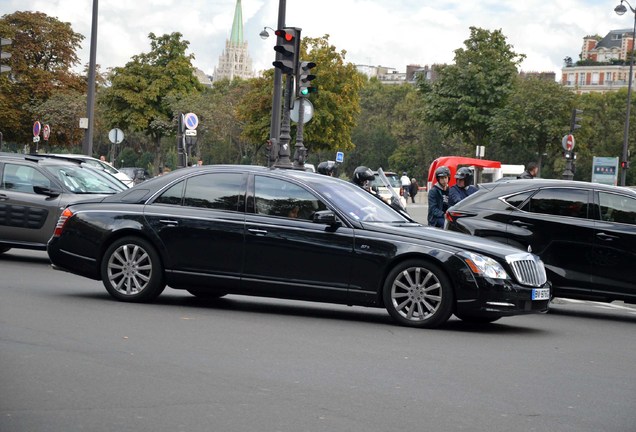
[0,0,630,79]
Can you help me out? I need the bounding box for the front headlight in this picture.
[458,251,509,280]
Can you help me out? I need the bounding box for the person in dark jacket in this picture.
[409,178,419,203]
[517,162,538,179]
[427,166,450,227]
[449,167,478,206]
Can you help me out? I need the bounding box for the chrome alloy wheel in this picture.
[107,243,153,296]
[390,265,443,322]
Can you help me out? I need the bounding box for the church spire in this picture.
[214,0,254,81]
[230,0,244,46]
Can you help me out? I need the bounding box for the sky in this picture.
[0,0,631,79]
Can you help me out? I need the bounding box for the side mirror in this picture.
[33,185,61,197]
[313,210,339,226]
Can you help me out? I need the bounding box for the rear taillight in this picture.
[53,208,74,237]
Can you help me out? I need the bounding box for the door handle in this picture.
[248,228,268,236]
[159,219,179,226]
[596,232,619,241]
[511,220,533,228]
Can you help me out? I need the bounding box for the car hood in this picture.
[363,222,528,258]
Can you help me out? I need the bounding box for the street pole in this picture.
[274,73,294,168]
[269,0,286,146]
[616,0,636,186]
[82,0,98,157]
[293,97,307,169]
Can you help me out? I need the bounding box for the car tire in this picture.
[455,313,502,324]
[382,259,454,329]
[186,289,227,299]
[101,236,165,303]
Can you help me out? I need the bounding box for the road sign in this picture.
[0,38,11,46]
[33,121,41,137]
[335,151,344,163]
[184,112,199,130]
[185,129,197,136]
[0,65,10,73]
[0,51,10,60]
[43,124,51,140]
[290,98,314,124]
[33,136,40,143]
[562,134,575,151]
[108,128,124,144]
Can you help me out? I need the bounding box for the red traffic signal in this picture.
[273,27,300,75]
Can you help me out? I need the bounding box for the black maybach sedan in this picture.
[47,165,550,329]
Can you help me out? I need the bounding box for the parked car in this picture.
[48,165,550,329]
[445,179,636,304]
[0,152,127,255]
[37,154,134,187]
[120,167,151,185]
[369,170,407,208]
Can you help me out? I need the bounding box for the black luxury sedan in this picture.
[445,179,636,304]
[47,165,550,329]
[0,152,128,255]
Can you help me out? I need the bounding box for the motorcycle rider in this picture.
[427,166,450,228]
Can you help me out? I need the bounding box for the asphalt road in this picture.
[2,249,636,432]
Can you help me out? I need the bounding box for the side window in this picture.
[1,164,50,193]
[505,191,533,209]
[183,173,245,211]
[521,188,589,218]
[599,192,636,225]
[254,175,327,220]
[154,181,185,205]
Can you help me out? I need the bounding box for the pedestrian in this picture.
[427,166,450,228]
[517,162,539,179]
[449,167,478,206]
[400,171,411,201]
[197,159,203,166]
[409,178,419,203]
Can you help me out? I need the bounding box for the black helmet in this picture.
[455,167,472,179]
[317,161,336,176]
[435,166,450,179]
[353,166,374,186]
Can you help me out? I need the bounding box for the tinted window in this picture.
[505,191,533,208]
[521,188,589,218]
[599,192,636,224]
[155,181,185,205]
[183,173,245,211]
[1,164,50,193]
[254,176,326,220]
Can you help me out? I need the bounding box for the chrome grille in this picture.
[505,253,547,287]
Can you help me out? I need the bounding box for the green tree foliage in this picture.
[0,11,84,144]
[100,32,202,173]
[28,90,87,151]
[421,27,525,149]
[236,34,365,157]
[489,77,574,175]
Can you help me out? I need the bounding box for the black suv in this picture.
[445,179,636,304]
[0,153,126,254]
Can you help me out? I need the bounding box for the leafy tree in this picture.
[489,77,574,175]
[28,90,86,151]
[0,11,84,145]
[420,27,525,149]
[100,32,202,174]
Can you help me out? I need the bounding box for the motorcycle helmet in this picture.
[317,161,336,176]
[435,166,450,179]
[353,166,374,186]
[455,167,474,185]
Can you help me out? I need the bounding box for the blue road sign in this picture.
[184,112,199,130]
[335,151,344,163]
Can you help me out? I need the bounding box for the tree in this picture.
[420,27,525,149]
[29,90,87,151]
[489,77,574,174]
[100,32,202,174]
[0,11,84,145]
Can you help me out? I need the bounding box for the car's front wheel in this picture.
[382,260,454,329]
[101,237,165,302]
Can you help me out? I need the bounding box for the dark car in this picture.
[0,152,127,255]
[445,179,636,304]
[47,165,550,329]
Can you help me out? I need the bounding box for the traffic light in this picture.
[272,28,300,75]
[296,61,317,97]
[0,38,11,74]
[621,160,630,169]
[570,108,583,133]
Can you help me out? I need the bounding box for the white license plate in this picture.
[532,288,550,300]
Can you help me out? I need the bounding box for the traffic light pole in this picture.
[269,0,286,147]
[293,97,307,168]
[274,73,294,168]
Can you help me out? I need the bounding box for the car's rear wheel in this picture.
[101,236,165,302]
[186,288,227,299]
[382,260,454,329]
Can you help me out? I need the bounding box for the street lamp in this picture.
[259,26,275,40]
[616,0,636,185]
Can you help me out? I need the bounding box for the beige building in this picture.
[213,0,254,81]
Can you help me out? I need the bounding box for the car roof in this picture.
[480,178,636,196]
[0,152,83,167]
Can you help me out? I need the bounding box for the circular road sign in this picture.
[109,128,124,144]
[43,124,51,140]
[184,112,199,130]
[562,134,575,151]
[33,121,41,137]
[290,99,314,124]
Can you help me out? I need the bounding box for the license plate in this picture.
[532,288,550,300]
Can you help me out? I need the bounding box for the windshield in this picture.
[43,165,123,194]
[371,173,401,188]
[306,177,410,223]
